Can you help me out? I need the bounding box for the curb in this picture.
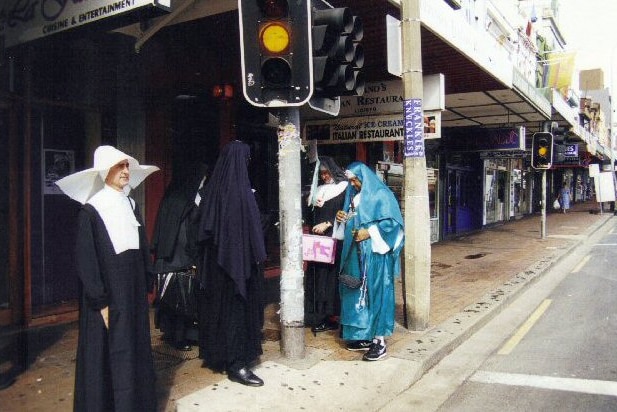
[389,213,613,393]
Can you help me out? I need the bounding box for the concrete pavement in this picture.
[0,201,612,411]
[177,202,613,411]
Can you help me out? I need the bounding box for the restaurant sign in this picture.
[304,112,441,145]
[1,0,171,48]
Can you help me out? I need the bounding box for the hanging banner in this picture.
[403,98,425,158]
[0,0,172,48]
[541,51,576,89]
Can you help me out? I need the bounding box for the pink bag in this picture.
[302,234,337,264]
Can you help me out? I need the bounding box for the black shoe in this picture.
[311,319,339,334]
[346,340,373,351]
[174,342,192,351]
[0,375,15,391]
[227,367,264,387]
[363,341,387,361]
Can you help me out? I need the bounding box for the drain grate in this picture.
[151,341,198,371]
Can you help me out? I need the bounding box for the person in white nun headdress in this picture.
[56,145,159,412]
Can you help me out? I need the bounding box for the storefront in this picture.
[482,156,527,224]
[303,79,444,243]
[0,2,251,326]
[443,126,528,235]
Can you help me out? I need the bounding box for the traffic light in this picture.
[531,132,553,169]
[238,0,313,107]
[311,2,365,98]
[553,143,567,163]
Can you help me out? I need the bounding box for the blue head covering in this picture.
[343,162,403,229]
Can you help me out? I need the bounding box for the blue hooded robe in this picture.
[338,162,404,341]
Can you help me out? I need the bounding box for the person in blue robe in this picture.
[335,162,404,361]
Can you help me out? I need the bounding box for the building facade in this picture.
[0,0,611,327]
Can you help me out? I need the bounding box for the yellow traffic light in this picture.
[538,146,548,157]
[260,22,290,54]
[531,132,553,169]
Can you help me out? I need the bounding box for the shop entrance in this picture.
[484,168,509,224]
[444,168,475,236]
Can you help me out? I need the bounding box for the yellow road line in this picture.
[571,255,590,273]
[498,299,552,355]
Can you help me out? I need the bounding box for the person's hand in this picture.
[354,228,370,242]
[335,210,347,222]
[315,198,325,207]
[100,307,109,329]
[312,222,331,235]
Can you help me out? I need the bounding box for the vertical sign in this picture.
[403,98,425,157]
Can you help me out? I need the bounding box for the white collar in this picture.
[313,181,348,206]
[88,185,140,254]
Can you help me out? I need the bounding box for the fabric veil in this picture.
[307,156,347,206]
[197,141,266,298]
[342,162,403,228]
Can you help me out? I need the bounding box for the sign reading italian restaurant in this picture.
[304,111,441,145]
[1,0,171,48]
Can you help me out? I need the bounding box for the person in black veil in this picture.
[151,163,207,350]
[195,141,267,387]
[305,156,348,334]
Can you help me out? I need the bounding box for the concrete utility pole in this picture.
[276,108,305,359]
[401,0,431,330]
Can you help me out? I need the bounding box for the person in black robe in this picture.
[56,145,158,412]
[151,165,207,350]
[305,157,348,334]
[195,140,267,387]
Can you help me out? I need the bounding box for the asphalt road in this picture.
[381,218,617,412]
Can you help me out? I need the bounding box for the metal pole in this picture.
[401,0,431,330]
[541,169,546,239]
[276,107,305,359]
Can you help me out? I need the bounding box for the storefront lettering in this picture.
[358,128,403,139]
[42,18,69,33]
[1,0,95,25]
[77,1,134,24]
[364,82,388,93]
[333,131,357,140]
[0,0,38,30]
[356,94,404,106]
[2,0,141,46]
[445,127,524,151]
[488,129,518,147]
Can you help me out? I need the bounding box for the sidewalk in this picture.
[0,201,612,411]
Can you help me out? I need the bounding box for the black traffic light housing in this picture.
[238,0,313,107]
[311,1,365,99]
[531,132,553,169]
[553,143,567,163]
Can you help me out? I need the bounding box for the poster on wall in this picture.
[44,149,75,195]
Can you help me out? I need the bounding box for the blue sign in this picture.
[565,144,578,157]
[403,99,425,158]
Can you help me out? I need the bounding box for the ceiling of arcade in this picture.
[109,0,553,135]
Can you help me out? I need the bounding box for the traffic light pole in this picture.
[401,0,431,330]
[275,107,305,359]
[541,169,547,239]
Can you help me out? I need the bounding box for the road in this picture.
[381,218,617,412]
